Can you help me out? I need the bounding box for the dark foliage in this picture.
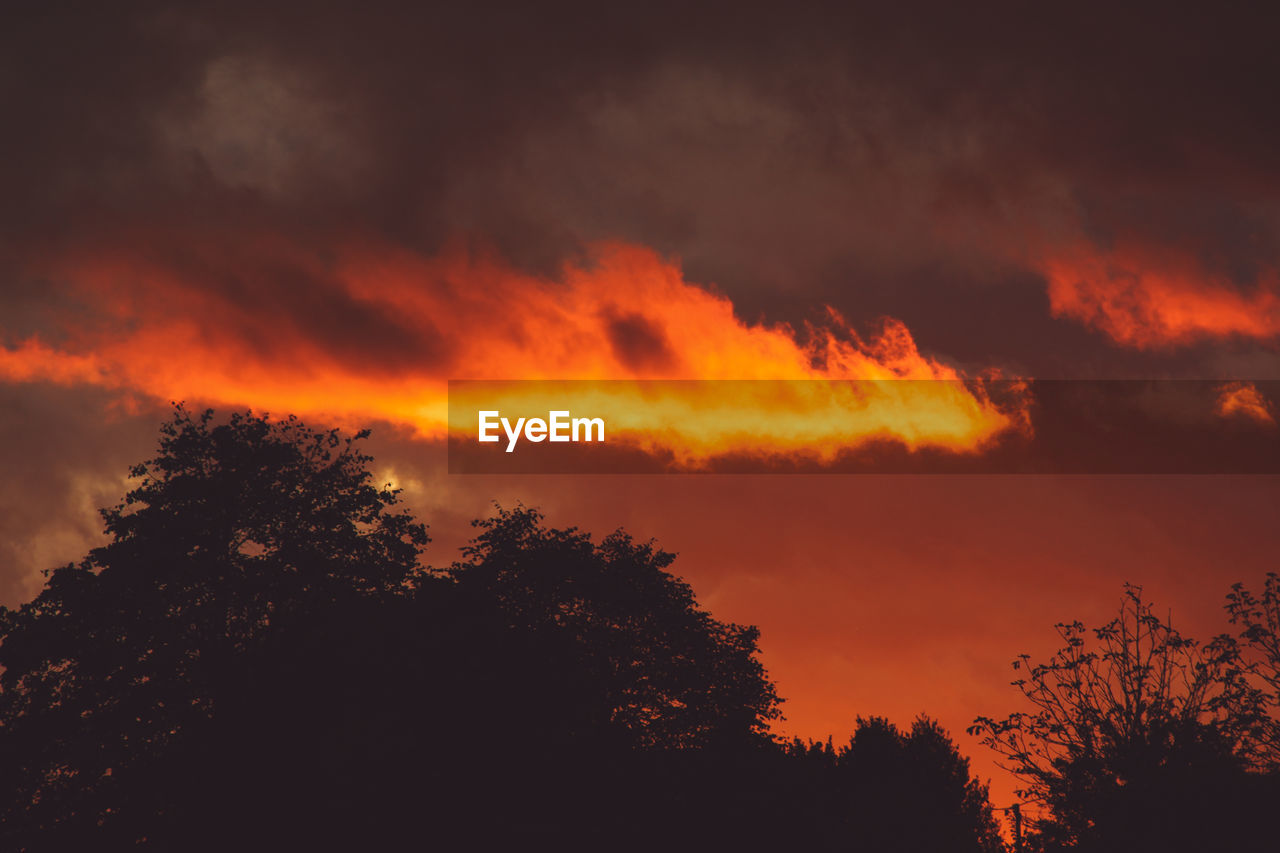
[0,408,1005,851]
[784,717,1006,853]
[971,585,1280,852]
[1225,572,1280,766]
[449,504,782,750]
[0,407,429,846]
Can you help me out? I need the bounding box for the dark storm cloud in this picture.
[5,3,1277,248]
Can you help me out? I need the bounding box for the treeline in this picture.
[0,409,1275,851]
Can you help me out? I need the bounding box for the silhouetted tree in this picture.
[0,406,1033,852]
[1225,572,1280,767]
[971,585,1276,852]
[448,504,782,750]
[782,717,1005,853]
[0,408,804,851]
[0,407,429,849]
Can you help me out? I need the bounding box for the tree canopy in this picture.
[787,716,1005,853]
[0,407,1007,851]
[0,408,429,846]
[1224,571,1280,766]
[971,584,1280,852]
[450,504,781,749]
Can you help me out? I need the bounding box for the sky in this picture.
[4,0,1280,817]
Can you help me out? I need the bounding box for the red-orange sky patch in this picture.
[1043,241,1280,348]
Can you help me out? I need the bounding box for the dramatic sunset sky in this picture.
[4,1,1280,815]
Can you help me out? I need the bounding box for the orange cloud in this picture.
[1215,381,1276,426]
[1,232,1026,461]
[1043,242,1280,348]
